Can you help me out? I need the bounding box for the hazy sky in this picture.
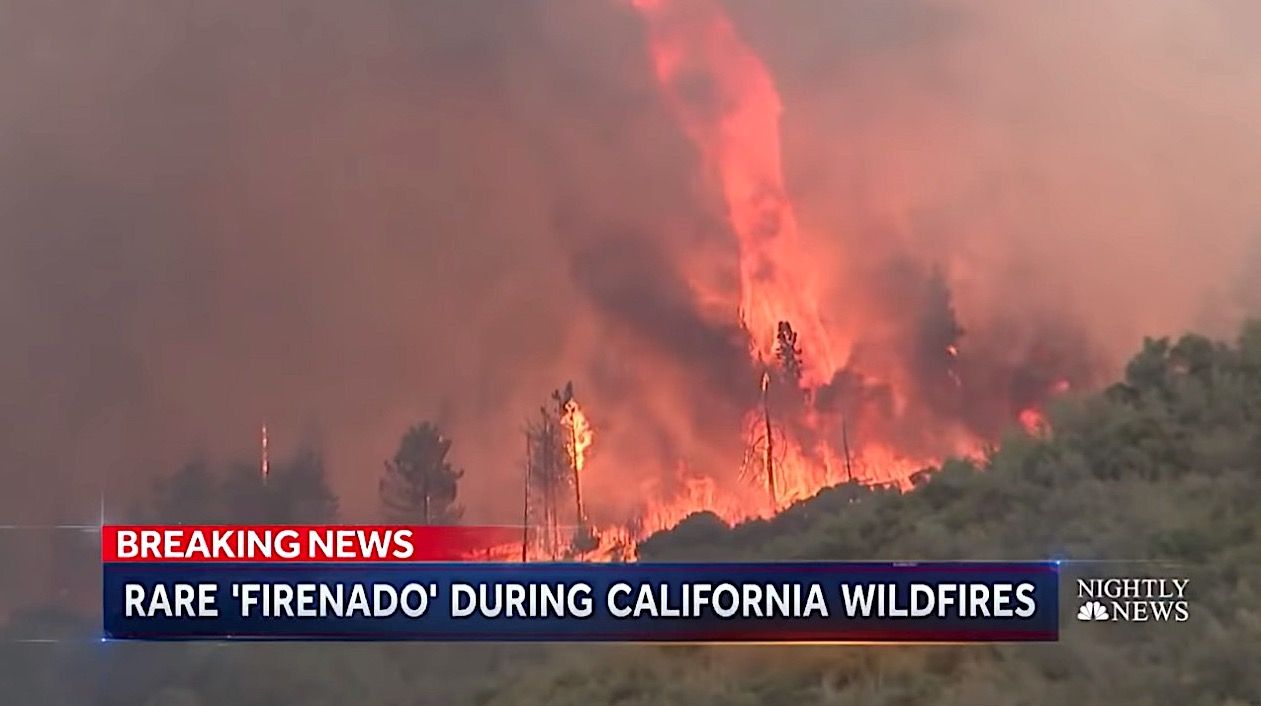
[3,0,1260,527]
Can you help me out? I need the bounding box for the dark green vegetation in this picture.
[143,449,339,525]
[380,422,465,524]
[2,324,1259,704]
[477,324,1261,705]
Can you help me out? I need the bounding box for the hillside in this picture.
[478,324,1261,705]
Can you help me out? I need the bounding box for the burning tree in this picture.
[742,370,788,506]
[775,321,803,384]
[554,383,592,523]
[741,319,860,504]
[379,422,464,524]
[522,382,596,559]
[740,321,809,506]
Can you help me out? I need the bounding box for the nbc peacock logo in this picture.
[1076,600,1109,622]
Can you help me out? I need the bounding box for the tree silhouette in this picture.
[379,422,464,524]
[262,448,339,523]
[147,459,221,523]
[775,321,803,383]
[217,448,339,524]
[141,447,338,524]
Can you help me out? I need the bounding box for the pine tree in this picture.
[379,422,464,524]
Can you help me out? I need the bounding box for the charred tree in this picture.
[521,429,531,562]
[841,417,854,483]
[761,372,777,503]
[741,320,806,506]
[775,321,804,384]
[742,367,783,507]
[525,406,566,558]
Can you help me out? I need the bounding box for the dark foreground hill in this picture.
[2,324,1259,705]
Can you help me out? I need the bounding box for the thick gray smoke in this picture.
[3,0,1261,545]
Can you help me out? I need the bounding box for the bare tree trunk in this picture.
[523,431,532,561]
[762,383,776,505]
[841,417,854,483]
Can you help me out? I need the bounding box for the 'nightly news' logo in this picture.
[1075,578,1189,623]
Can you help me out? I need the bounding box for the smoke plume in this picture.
[3,0,1261,540]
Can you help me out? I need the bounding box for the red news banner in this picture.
[101,525,523,562]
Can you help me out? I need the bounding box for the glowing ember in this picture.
[1019,407,1049,436]
[1018,378,1070,436]
[260,423,269,480]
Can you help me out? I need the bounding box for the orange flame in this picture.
[553,0,1051,561]
[559,0,940,557]
[1019,378,1070,436]
[561,398,594,473]
[1018,407,1049,436]
[632,0,839,383]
